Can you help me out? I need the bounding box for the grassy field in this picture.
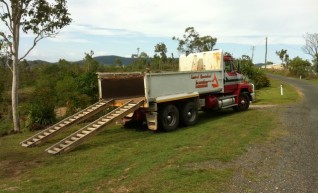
[306,78,318,84]
[0,77,300,193]
[254,78,302,105]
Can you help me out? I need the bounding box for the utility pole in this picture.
[265,37,268,68]
[251,46,255,63]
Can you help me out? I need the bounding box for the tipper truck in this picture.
[21,49,255,154]
[97,49,255,131]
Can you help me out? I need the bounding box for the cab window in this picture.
[224,60,233,72]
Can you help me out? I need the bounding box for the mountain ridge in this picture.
[27,55,134,66]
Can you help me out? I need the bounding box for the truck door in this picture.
[224,60,239,93]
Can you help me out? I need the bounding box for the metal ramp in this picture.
[46,100,144,155]
[20,100,114,147]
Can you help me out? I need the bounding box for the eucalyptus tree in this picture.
[303,33,318,72]
[154,42,168,63]
[172,27,217,54]
[275,49,287,64]
[0,0,72,132]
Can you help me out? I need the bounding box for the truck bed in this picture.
[97,70,224,104]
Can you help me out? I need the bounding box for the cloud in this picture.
[65,0,318,48]
[12,0,317,62]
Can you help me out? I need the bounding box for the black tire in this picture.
[180,102,198,126]
[233,93,250,111]
[159,104,179,131]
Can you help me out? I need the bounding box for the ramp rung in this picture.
[50,128,58,132]
[47,150,57,154]
[38,135,45,139]
[86,127,96,131]
[92,124,101,128]
[71,137,79,141]
[60,144,69,148]
[77,133,85,138]
[65,140,72,144]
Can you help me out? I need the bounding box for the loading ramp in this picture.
[46,99,144,155]
[20,99,114,147]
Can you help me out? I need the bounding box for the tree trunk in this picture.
[12,21,20,132]
[12,57,20,132]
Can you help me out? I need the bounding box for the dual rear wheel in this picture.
[158,102,198,132]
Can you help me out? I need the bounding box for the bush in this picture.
[26,103,56,131]
[288,57,312,78]
[26,77,56,131]
[0,119,13,136]
[240,59,270,89]
[253,71,270,89]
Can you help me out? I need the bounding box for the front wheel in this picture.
[159,104,179,131]
[180,102,198,126]
[233,93,250,111]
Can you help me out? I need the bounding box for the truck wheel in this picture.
[159,104,179,131]
[234,93,250,111]
[180,102,198,126]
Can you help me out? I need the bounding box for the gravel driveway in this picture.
[222,74,318,193]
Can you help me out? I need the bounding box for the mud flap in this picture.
[146,112,158,131]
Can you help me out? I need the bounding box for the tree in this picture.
[137,51,148,67]
[302,33,318,72]
[288,57,311,77]
[275,49,288,68]
[115,58,123,68]
[172,27,217,54]
[0,0,71,132]
[83,50,99,72]
[154,42,168,63]
[284,54,290,68]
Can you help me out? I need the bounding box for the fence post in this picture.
[280,83,284,96]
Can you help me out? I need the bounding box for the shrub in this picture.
[240,59,270,89]
[288,57,312,78]
[26,77,56,131]
[26,103,56,131]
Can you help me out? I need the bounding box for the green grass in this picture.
[254,78,301,105]
[306,78,318,84]
[0,109,275,193]
[0,77,301,193]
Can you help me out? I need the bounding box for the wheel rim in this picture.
[165,111,176,126]
[239,96,248,109]
[187,109,196,122]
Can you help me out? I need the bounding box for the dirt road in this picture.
[223,74,318,193]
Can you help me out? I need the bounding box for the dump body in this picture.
[97,70,224,105]
[98,50,225,106]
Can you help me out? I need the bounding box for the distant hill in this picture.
[255,63,264,67]
[27,60,55,66]
[93,55,133,65]
[27,55,134,66]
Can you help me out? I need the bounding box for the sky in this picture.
[15,0,318,64]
